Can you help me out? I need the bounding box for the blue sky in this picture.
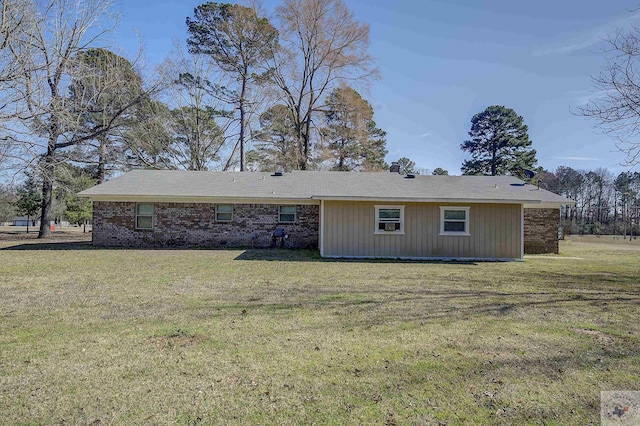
[112,0,639,175]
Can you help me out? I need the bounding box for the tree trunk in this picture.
[491,142,497,176]
[38,160,54,238]
[238,74,247,172]
[38,135,57,238]
[294,120,306,170]
[301,93,315,171]
[97,135,107,184]
[301,132,309,171]
[26,214,30,234]
[223,140,240,171]
[298,156,307,170]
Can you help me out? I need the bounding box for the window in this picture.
[440,207,470,236]
[216,204,233,222]
[136,203,153,229]
[279,205,296,223]
[375,205,405,234]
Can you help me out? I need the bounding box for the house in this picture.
[11,216,39,227]
[78,170,574,260]
[9,217,69,227]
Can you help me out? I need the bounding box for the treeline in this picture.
[0,0,387,237]
[539,167,640,237]
[0,164,93,230]
[2,1,637,238]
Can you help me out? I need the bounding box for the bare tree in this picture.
[5,0,146,238]
[0,0,33,172]
[0,184,17,223]
[268,0,377,170]
[0,0,32,90]
[578,27,640,166]
[157,46,235,171]
[186,3,278,171]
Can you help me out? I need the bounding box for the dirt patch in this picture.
[573,328,613,343]
[148,329,203,350]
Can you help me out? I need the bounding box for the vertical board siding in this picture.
[323,201,522,259]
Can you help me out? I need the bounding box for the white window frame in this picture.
[278,205,297,223]
[135,203,154,230]
[215,204,233,222]
[440,206,470,236]
[375,205,405,235]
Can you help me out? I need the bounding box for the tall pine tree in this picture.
[461,105,536,177]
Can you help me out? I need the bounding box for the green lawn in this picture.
[0,232,638,425]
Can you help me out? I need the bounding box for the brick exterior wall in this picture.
[524,208,559,254]
[92,202,319,248]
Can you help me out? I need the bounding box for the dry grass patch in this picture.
[0,234,638,424]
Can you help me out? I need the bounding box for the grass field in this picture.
[0,231,638,425]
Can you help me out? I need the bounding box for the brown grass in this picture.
[0,233,638,425]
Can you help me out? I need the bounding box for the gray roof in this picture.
[79,170,574,205]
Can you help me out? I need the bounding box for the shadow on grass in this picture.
[0,242,478,264]
[0,241,96,250]
[191,286,640,326]
[234,248,479,264]
[0,241,252,251]
[0,241,318,256]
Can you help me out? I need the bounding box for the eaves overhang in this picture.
[311,195,543,204]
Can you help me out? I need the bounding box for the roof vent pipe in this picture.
[390,162,400,173]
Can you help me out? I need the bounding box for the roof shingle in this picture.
[79,170,573,205]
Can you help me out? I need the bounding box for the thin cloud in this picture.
[571,90,599,106]
[567,89,610,106]
[419,132,431,138]
[553,156,600,161]
[533,38,600,56]
[532,11,640,57]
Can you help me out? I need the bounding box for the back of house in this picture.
[79,170,573,260]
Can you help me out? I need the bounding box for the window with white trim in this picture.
[440,206,470,235]
[216,204,233,222]
[278,205,296,223]
[136,203,153,230]
[375,205,405,234]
